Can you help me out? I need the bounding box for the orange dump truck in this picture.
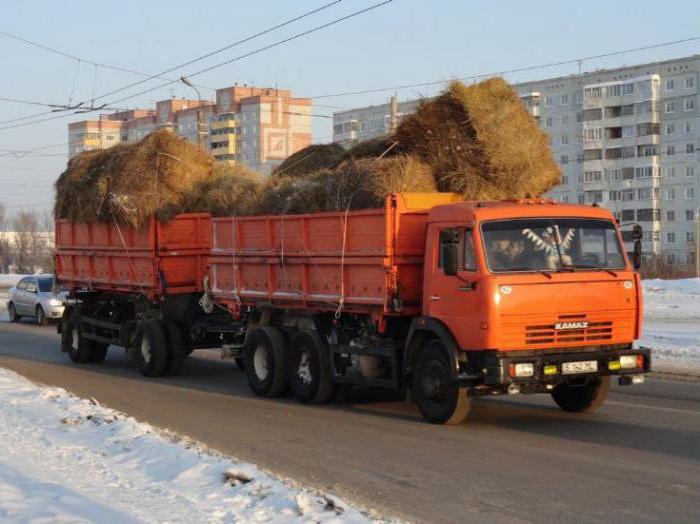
[208,193,650,424]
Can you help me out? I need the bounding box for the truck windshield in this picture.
[482,218,626,273]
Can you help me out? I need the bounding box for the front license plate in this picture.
[562,360,598,374]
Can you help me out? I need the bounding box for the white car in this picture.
[6,275,65,326]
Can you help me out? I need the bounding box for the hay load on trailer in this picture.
[54,130,213,227]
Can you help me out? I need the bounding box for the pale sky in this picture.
[1,0,699,212]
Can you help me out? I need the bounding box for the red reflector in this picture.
[508,363,515,377]
[636,354,644,369]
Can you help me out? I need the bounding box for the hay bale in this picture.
[395,78,561,200]
[55,130,212,227]
[343,135,400,160]
[253,155,435,214]
[184,163,262,216]
[273,143,346,178]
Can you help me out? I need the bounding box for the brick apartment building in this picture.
[68,85,312,176]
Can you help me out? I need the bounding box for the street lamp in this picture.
[180,76,206,151]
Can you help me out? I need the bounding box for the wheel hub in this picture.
[253,344,268,380]
[140,337,152,364]
[297,351,312,385]
[71,328,79,352]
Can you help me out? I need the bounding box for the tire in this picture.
[234,357,245,370]
[164,322,188,375]
[66,321,101,364]
[36,305,49,326]
[411,340,471,425]
[134,319,169,377]
[551,376,610,413]
[89,344,109,363]
[243,327,287,397]
[8,303,20,322]
[286,330,334,404]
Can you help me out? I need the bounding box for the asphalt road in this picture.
[0,317,699,523]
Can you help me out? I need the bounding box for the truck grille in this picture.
[525,315,613,345]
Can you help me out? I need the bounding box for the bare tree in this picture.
[0,204,10,273]
[12,210,41,274]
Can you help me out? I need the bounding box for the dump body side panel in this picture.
[209,193,460,316]
[55,213,211,298]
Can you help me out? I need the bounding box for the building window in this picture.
[576,112,583,122]
[584,170,603,182]
[544,96,552,107]
[562,176,569,185]
[687,210,695,221]
[577,195,585,204]
[621,83,634,95]
[687,143,695,154]
[685,187,695,199]
[687,232,695,242]
[665,102,675,113]
[560,94,569,105]
[667,145,676,156]
[561,135,569,145]
[637,187,652,200]
[666,188,676,200]
[667,210,676,221]
[622,189,635,201]
[667,232,676,243]
[666,124,675,135]
[562,195,569,203]
[637,208,660,222]
[620,104,634,116]
[687,166,695,177]
[585,191,603,203]
[561,114,569,125]
[621,209,635,221]
[686,76,695,88]
[560,155,569,164]
[665,167,676,178]
[685,98,696,111]
[575,92,583,104]
[666,79,675,91]
[687,122,693,133]
[635,166,655,179]
[608,190,621,201]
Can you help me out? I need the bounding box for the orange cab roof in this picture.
[428,198,616,223]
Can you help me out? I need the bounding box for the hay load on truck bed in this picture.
[54,213,242,377]
[207,193,650,424]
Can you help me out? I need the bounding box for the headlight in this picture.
[620,354,644,369]
[49,299,63,306]
[509,362,534,377]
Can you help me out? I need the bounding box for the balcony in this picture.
[212,119,236,130]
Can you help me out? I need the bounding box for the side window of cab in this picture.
[438,229,477,272]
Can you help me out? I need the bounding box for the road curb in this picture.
[649,371,700,383]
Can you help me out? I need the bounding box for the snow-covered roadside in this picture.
[640,278,700,376]
[0,368,376,523]
[0,273,27,289]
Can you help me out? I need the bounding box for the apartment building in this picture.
[68,85,312,176]
[331,55,700,267]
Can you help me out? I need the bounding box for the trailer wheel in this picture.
[411,340,471,425]
[164,322,188,375]
[134,320,169,377]
[287,330,334,404]
[551,376,610,413]
[36,305,49,326]
[243,327,287,397]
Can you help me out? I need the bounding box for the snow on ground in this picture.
[0,273,28,289]
[0,368,376,523]
[639,278,700,376]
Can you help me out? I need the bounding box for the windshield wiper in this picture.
[562,264,618,277]
[504,267,553,279]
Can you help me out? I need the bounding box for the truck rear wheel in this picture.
[134,320,169,377]
[551,376,610,413]
[286,330,334,404]
[243,327,287,397]
[412,340,471,425]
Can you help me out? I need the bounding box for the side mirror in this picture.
[632,225,642,270]
[444,244,459,276]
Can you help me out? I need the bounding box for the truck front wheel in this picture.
[243,327,287,397]
[551,376,610,413]
[412,340,471,425]
[287,330,334,404]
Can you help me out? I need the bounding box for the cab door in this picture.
[424,226,483,349]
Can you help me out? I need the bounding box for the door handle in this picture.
[430,295,440,301]
[458,282,476,291]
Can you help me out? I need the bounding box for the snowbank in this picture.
[640,278,700,375]
[0,368,377,523]
[0,273,27,289]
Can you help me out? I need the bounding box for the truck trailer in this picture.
[55,193,650,424]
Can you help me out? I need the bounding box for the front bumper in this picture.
[460,346,651,387]
[44,305,65,319]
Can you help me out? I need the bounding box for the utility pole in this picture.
[389,94,398,134]
[180,76,206,151]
